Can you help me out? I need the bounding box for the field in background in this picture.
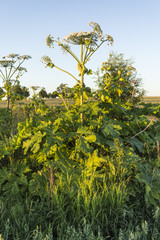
[0,96,160,108]
[143,96,160,103]
[0,98,74,108]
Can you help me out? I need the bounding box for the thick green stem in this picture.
[80,44,84,124]
[80,44,84,106]
[80,72,84,107]
[6,88,10,109]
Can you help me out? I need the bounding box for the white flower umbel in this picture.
[41,55,52,65]
[17,67,27,72]
[0,60,13,68]
[18,55,32,60]
[63,31,98,46]
[89,22,103,36]
[46,35,54,48]
[3,53,20,59]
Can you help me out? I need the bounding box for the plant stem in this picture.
[9,59,25,79]
[0,69,5,79]
[84,40,105,64]
[83,31,95,62]
[80,44,84,106]
[80,44,84,124]
[54,40,80,63]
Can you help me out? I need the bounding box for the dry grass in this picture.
[142,96,160,103]
[0,96,160,109]
[0,98,74,108]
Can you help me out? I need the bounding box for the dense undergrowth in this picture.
[0,92,160,239]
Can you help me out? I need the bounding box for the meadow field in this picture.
[0,96,159,108]
[142,96,160,103]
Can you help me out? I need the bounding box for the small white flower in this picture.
[41,55,52,64]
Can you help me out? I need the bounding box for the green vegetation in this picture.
[0,22,160,239]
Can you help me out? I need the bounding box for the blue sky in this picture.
[0,0,160,96]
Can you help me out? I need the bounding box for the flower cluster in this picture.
[41,55,52,64]
[46,35,54,48]
[0,60,13,68]
[63,31,98,45]
[18,55,32,60]
[106,35,114,45]
[2,54,31,61]
[126,66,136,72]
[18,67,27,72]
[3,53,20,59]
[89,22,103,36]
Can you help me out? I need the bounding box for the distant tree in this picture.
[12,84,30,100]
[56,83,67,97]
[51,91,58,98]
[47,91,58,98]
[56,83,72,98]
[21,86,30,98]
[31,86,40,97]
[47,93,52,98]
[85,86,92,97]
[12,84,23,100]
[38,88,48,99]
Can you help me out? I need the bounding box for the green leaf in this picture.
[76,136,93,154]
[102,123,121,138]
[129,138,144,153]
[84,134,96,143]
[151,188,160,200]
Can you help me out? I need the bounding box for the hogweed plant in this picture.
[0,54,31,109]
[41,22,113,122]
